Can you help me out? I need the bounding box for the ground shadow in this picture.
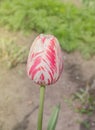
[12,105,39,130]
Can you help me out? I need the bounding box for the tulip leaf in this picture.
[47,104,60,130]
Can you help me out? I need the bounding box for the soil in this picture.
[0,28,95,130]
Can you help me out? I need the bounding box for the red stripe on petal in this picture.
[46,52,56,71]
[41,37,46,43]
[48,71,53,81]
[31,51,43,58]
[46,51,55,65]
[40,73,44,80]
[29,57,41,75]
[32,68,41,80]
[50,38,55,46]
[48,79,51,85]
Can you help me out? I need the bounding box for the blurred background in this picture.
[0,0,95,130]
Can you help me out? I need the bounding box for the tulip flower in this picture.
[27,34,63,130]
[27,34,63,86]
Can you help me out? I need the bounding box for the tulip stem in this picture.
[37,85,45,130]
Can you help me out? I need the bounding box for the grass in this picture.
[0,38,27,68]
[73,86,95,115]
[0,0,95,58]
[64,86,95,116]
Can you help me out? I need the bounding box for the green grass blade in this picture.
[47,104,60,130]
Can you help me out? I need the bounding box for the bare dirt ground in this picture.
[0,28,95,130]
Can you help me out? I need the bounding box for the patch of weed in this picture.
[74,86,95,115]
[64,84,95,116]
[0,38,27,68]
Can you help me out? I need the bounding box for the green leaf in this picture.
[47,104,60,130]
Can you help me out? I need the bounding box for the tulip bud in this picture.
[27,34,63,85]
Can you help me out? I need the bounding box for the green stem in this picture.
[37,85,45,130]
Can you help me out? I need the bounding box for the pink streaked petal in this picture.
[31,51,43,58]
[32,68,42,80]
[48,71,53,81]
[41,37,46,43]
[46,52,56,70]
[40,73,44,80]
[48,79,51,85]
[50,38,55,46]
[29,57,41,75]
